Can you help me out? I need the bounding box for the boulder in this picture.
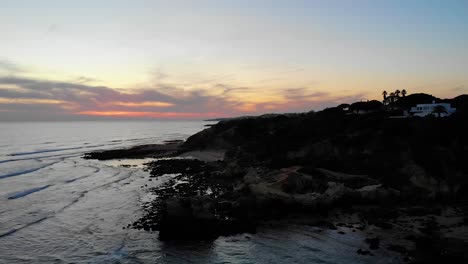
[158,195,257,241]
[274,166,325,194]
[315,168,378,189]
[357,184,400,202]
[403,163,438,198]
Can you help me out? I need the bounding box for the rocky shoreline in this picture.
[85,145,468,263]
[84,103,468,263]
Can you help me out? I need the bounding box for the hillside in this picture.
[183,98,468,201]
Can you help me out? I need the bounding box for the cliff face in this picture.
[184,110,468,201]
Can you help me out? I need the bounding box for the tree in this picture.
[395,89,401,97]
[432,105,447,117]
[389,92,396,103]
[401,89,407,97]
[382,90,388,105]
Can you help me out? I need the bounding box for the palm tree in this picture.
[395,89,401,97]
[382,90,388,105]
[401,89,407,97]
[432,105,447,117]
[389,92,396,103]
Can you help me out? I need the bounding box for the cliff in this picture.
[183,106,468,201]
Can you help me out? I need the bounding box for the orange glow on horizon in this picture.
[76,110,223,119]
[235,103,257,112]
[112,101,174,107]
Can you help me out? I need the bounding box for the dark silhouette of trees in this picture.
[350,100,383,114]
[383,89,409,107]
[337,103,350,111]
[450,94,468,117]
[395,93,437,109]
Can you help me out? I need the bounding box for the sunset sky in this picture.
[1,0,467,120]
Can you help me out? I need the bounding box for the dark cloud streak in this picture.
[0,76,367,121]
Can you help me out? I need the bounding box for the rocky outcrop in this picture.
[183,107,468,200]
[243,167,401,211]
[157,195,257,241]
[85,96,468,243]
[83,143,180,160]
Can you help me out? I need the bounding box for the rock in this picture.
[191,197,216,220]
[217,201,232,211]
[374,221,393,229]
[316,220,337,230]
[387,244,407,254]
[321,182,349,205]
[164,198,193,220]
[412,236,468,263]
[158,197,255,240]
[275,167,327,194]
[357,249,373,256]
[365,237,380,250]
[403,206,441,216]
[83,143,179,160]
[147,159,209,177]
[357,184,400,202]
[403,163,438,198]
[292,192,320,208]
[315,168,378,189]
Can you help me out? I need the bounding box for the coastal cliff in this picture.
[154,95,468,262]
[184,103,468,202]
[86,94,468,262]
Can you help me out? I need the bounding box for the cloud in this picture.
[0,75,367,121]
[112,101,174,107]
[74,76,100,84]
[0,76,234,120]
[282,88,329,101]
[0,59,23,73]
[0,98,65,105]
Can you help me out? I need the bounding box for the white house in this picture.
[410,101,456,117]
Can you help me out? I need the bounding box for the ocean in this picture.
[0,121,399,263]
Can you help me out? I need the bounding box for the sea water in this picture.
[0,121,399,263]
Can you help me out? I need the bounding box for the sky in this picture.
[1,0,467,121]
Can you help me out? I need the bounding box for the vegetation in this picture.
[184,93,468,201]
[382,89,408,106]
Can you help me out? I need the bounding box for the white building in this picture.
[410,101,456,117]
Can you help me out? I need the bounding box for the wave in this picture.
[8,147,81,156]
[7,185,51,199]
[65,166,101,183]
[5,140,129,157]
[0,160,63,180]
[41,141,56,145]
[0,167,44,180]
[0,170,125,239]
[1,137,158,164]
[8,146,95,156]
[0,216,49,239]
[0,154,80,164]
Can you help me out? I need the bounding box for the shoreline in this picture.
[84,107,468,263]
[84,141,468,263]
